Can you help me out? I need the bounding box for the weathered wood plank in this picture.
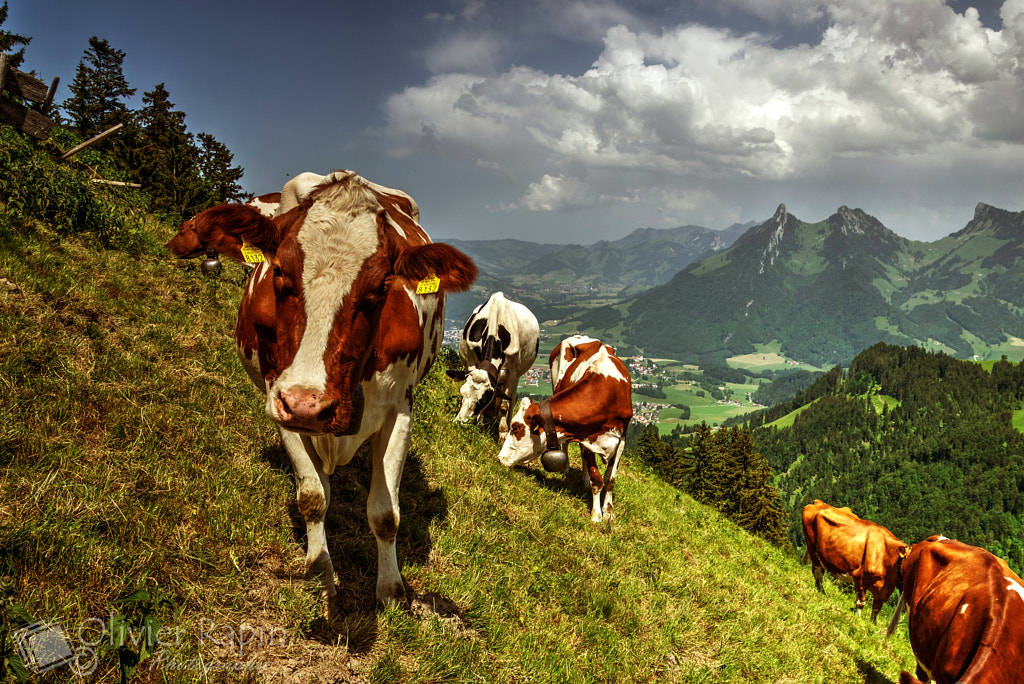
[2,66,50,102]
[0,97,55,139]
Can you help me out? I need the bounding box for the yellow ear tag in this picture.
[240,240,265,264]
[416,274,440,294]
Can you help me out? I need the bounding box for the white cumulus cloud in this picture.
[382,0,1024,231]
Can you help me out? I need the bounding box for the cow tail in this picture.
[885,589,906,640]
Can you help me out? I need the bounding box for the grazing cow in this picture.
[802,500,908,622]
[548,334,615,390]
[166,171,477,612]
[246,192,281,217]
[446,292,540,439]
[887,536,1024,684]
[497,336,632,522]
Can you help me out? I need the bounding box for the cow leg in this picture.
[812,564,825,593]
[580,446,606,523]
[368,409,412,606]
[280,429,337,617]
[869,594,884,623]
[599,439,624,520]
[498,397,511,441]
[853,576,867,617]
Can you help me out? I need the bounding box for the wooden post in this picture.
[59,123,124,160]
[42,76,59,115]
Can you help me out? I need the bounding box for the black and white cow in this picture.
[446,292,539,439]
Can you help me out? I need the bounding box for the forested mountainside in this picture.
[582,203,1024,367]
[748,343,1024,572]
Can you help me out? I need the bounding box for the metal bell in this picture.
[200,254,222,277]
[541,448,569,473]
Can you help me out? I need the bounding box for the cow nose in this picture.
[276,387,336,428]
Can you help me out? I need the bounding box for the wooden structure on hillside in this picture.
[0,54,140,188]
[0,53,58,139]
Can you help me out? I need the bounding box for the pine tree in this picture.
[634,424,665,470]
[729,427,791,548]
[63,36,135,142]
[0,2,30,70]
[686,423,791,549]
[196,132,245,205]
[130,83,204,217]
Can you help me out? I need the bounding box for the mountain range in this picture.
[444,222,750,325]
[578,202,1024,367]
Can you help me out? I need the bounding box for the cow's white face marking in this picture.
[456,368,493,422]
[1006,577,1024,602]
[267,186,380,413]
[497,398,545,466]
[247,261,269,299]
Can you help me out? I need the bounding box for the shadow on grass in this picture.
[856,658,898,684]
[258,438,450,651]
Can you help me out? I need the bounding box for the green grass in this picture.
[1013,408,1024,435]
[0,207,919,682]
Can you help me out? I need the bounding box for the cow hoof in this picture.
[378,581,408,608]
[322,590,339,620]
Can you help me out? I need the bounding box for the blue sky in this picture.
[8,0,1023,243]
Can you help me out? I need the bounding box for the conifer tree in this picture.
[634,424,665,470]
[63,37,135,142]
[129,83,203,217]
[0,2,30,70]
[196,132,245,205]
[686,422,790,549]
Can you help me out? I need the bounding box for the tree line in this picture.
[630,421,791,549]
[753,343,1024,572]
[2,7,245,221]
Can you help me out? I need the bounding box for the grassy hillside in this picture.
[0,205,917,682]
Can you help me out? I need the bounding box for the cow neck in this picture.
[538,398,559,450]
[477,359,500,386]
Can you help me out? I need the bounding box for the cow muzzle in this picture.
[273,385,364,436]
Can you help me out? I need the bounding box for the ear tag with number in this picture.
[240,240,265,264]
[416,274,440,294]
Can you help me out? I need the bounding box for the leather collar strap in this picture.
[538,398,560,450]
[477,360,499,386]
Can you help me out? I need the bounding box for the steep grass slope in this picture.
[0,210,915,683]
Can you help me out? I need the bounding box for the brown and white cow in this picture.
[246,192,282,217]
[887,535,1024,684]
[802,499,908,622]
[166,171,476,611]
[497,336,632,522]
[446,292,540,439]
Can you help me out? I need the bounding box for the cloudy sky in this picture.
[8,0,1024,243]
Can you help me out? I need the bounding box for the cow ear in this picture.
[446,369,469,381]
[394,243,477,293]
[166,204,280,264]
[524,402,544,434]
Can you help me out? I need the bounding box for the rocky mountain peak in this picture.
[834,205,865,236]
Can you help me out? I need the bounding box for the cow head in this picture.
[446,361,509,424]
[167,174,476,436]
[497,397,548,466]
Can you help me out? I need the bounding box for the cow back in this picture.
[900,536,1024,684]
